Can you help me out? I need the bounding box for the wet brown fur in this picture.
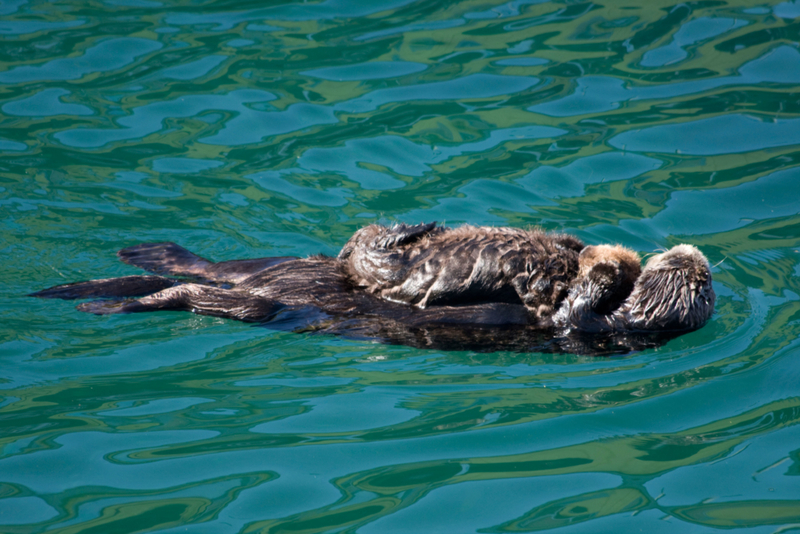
[576,244,641,315]
[554,244,714,333]
[31,224,716,352]
[339,223,584,322]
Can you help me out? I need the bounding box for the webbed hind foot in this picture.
[30,275,176,300]
[118,242,213,278]
[118,242,296,284]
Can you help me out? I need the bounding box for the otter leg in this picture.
[77,284,283,322]
[118,242,297,284]
[30,275,176,300]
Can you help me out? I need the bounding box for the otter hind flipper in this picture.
[118,242,214,278]
[30,275,176,300]
[376,222,439,249]
[118,242,297,284]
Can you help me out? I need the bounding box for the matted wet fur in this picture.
[338,223,584,321]
[31,222,716,355]
[553,245,715,334]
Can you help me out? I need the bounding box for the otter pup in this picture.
[338,222,584,320]
[30,224,716,352]
[340,223,642,322]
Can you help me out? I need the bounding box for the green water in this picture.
[2,0,800,531]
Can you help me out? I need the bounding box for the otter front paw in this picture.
[584,260,626,315]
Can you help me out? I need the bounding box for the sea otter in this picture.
[338,223,584,318]
[553,244,715,333]
[31,222,715,353]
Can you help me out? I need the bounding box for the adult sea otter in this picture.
[31,222,715,354]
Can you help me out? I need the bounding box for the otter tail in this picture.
[30,275,177,300]
[118,242,296,284]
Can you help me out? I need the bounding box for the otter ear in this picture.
[338,245,353,260]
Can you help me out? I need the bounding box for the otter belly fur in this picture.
[31,222,716,353]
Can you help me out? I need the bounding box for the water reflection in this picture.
[610,113,800,155]
[530,45,800,117]
[2,88,93,117]
[0,38,161,83]
[302,61,427,81]
[55,89,279,148]
[640,17,748,67]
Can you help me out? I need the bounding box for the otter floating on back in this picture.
[31,222,715,354]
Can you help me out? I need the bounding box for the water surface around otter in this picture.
[2,0,800,532]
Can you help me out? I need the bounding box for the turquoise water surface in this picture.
[3,0,800,531]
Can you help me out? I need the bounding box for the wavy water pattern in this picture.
[2,0,800,532]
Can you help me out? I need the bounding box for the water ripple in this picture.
[530,45,800,117]
[0,38,162,83]
[2,0,800,531]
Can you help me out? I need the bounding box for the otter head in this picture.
[618,244,715,331]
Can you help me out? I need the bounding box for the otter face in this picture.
[623,244,715,331]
